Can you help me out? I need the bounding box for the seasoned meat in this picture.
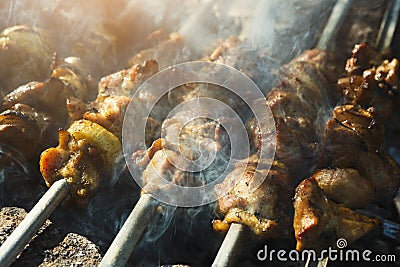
[40,120,121,207]
[318,105,399,203]
[214,155,291,237]
[248,49,339,179]
[340,47,399,122]
[293,177,379,251]
[295,45,400,251]
[0,104,55,163]
[83,60,161,142]
[312,168,375,209]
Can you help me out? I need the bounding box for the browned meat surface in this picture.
[318,105,399,204]
[312,168,375,209]
[39,56,170,206]
[0,25,52,95]
[130,113,237,195]
[0,104,54,165]
[83,60,161,141]
[248,49,339,179]
[340,43,400,122]
[40,119,121,207]
[293,177,379,251]
[214,155,291,237]
[294,44,400,251]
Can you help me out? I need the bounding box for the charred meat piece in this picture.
[40,119,121,207]
[293,178,379,251]
[312,168,375,209]
[318,104,400,204]
[340,45,399,122]
[0,25,52,95]
[213,155,291,238]
[0,104,55,165]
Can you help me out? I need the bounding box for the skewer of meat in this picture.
[0,55,96,266]
[293,43,400,251]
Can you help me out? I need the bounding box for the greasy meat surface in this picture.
[214,155,291,237]
[312,168,375,209]
[40,120,121,207]
[318,105,400,204]
[293,178,379,251]
[0,104,55,163]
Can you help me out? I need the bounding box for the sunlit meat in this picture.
[39,59,161,206]
[0,26,52,96]
[293,177,379,251]
[294,44,400,250]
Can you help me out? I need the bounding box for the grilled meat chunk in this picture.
[318,105,399,203]
[312,168,375,209]
[83,60,161,142]
[295,45,400,251]
[340,43,399,122]
[214,155,291,237]
[40,119,121,207]
[293,178,379,251]
[0,104,55,164]
[0,25,52,95]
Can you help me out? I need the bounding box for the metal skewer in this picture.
[0,179,69,267]
[211,223,249,267]
[98,193,157,267]
[375,0,400,52]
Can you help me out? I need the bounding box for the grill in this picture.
[1,0,400,266]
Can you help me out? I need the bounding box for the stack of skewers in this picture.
[0,0,400,266]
